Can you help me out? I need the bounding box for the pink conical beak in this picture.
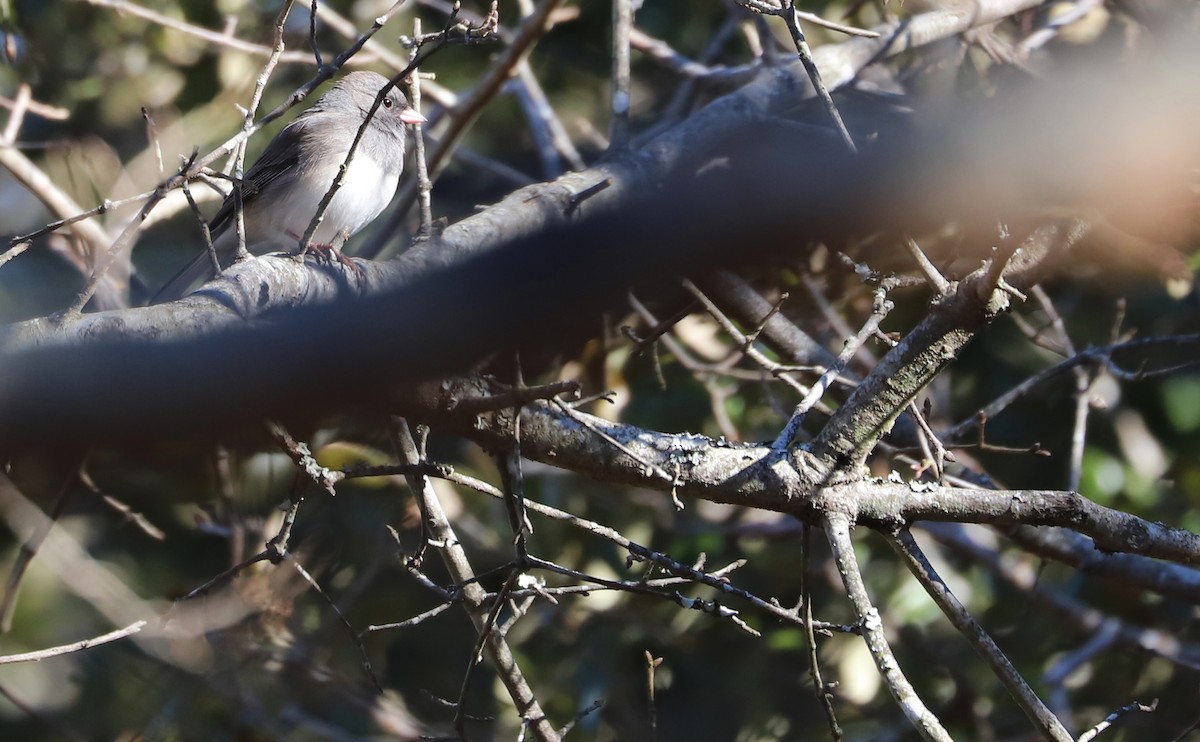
[400,108,427,126]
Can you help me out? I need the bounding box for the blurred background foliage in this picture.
[0,0,1199,740]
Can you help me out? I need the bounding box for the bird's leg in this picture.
[301,227,365,277]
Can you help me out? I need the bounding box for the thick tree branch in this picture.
[0,7,1194,446]
[807,221,1089,471]
[385,379,1200,565]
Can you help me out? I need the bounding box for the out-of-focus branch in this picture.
[1000,525,1200,603]
[0,621,147,665]
[0,146,112,268]
[86,0,317,63]
[0,13,1196,441]
[925,522,1200,669]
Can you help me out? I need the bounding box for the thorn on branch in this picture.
[623,295,697,352]
[566,176,613,216]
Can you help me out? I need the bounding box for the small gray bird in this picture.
[154,71,426,301]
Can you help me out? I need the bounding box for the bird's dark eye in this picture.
[383,97,394,108]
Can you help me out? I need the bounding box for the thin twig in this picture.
[778,1,856,153]
[286,556,382,691]
[646,651,662,741]
[363,0,563,258]
[307,0,323,68]
[823,512,951,741]
[87,0,317,62]
[267,420,340,495]
[801,522,842,738]
[887,529,1071,741]
[610,0,633,151]
[361,601,456,634]
[409,18,435,240]
[774,284,892,449]
[78,469,166,541]
[465,463,859,634]
[1,82,30,145]
[682,279,814,397]
[389,418,557,740]
[1029,284,1092,491]
[1077,699,1158,742]
[230,0,296,261]
[904,236,950,294]
[0,620,147,665]
[945,332,1200,441]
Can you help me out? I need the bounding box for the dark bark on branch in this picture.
[385,378,1200,566]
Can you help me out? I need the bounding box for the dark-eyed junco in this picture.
[154,70,426,301]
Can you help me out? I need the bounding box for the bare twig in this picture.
[364,0,564,258]
[286,556,382,690]
[801,522,842,738]
[945,332,1200,442]
[773,283,892,449]
[904,236,950,295]
[408,18,434,240]
[1077,699,1158,742]
[267,421,340,495]
[823,512,951,741]
[230,0,296,261]
[682,279,815,397]
[740,0,857,153]
[610,0,633,151]
[361,601,456,634]
[388,418,557,741]
[887,529,1071,741]
[646,651,662,741]
[1,82,30,145]
[87,0,316,62]
[0,620,147,665]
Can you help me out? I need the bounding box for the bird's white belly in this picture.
[267,152,397,246]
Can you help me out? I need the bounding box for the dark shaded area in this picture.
[10,59,1187,442]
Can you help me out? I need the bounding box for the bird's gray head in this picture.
[308,71,425,140]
